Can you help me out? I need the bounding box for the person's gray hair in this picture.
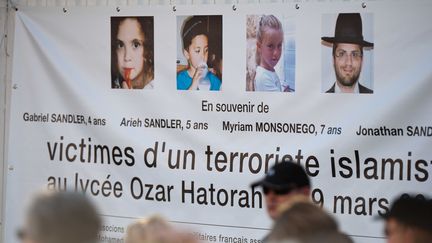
[268,202,353,243]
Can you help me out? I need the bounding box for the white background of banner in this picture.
[0,1,8,241]
[2,1,432,243]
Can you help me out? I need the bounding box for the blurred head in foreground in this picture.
[251,162,311,220]
[382,196,432,243]
[19,191,101,243]
[125,215,198,243]
[268,201,352,243]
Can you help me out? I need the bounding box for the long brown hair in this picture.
[111,16,154,88]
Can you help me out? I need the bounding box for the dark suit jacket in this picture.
[326,83,373,94]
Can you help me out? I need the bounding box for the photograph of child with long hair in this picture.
[177,15,222,91]
[111,16,154,89]
[246,15,295,92]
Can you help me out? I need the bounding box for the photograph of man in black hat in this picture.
[322,13,374,94]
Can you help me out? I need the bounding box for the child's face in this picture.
[116,18,145,81]
[183,34,208,71]
[257,27,283,71]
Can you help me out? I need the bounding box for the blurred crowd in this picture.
[17,162,432,243]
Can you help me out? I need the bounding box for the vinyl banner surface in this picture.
[5,1,432,243]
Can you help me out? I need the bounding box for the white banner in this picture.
[4,1,432,243]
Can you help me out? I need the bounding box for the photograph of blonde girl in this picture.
[246,15,295,92]
[111,16,154,89]
[177,15,222,91]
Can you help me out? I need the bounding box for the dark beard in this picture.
[334,67,360,87]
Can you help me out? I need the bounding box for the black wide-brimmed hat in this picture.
[322,13,373,47]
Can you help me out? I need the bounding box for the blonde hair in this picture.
[256,15,283,65]
[125,215,175,243]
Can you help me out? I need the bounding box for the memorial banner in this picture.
[4,1,432,243]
